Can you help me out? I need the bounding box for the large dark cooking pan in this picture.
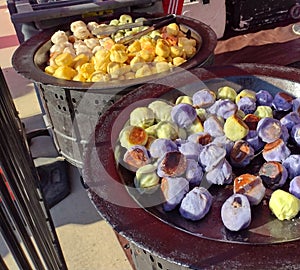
[83,63,300,269]
[12,13,217,89]
[11,13,217,168]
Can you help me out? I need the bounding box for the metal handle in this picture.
[92,14,175,36]
[117,14,176,45]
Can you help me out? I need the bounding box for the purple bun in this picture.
[282,154,300,179]
[171,103,197,128]
[233,174,266,205]
[256,90,274,106]
[205,159,232,185]
[289,176,300,199]
[161,177,189,211]
[206,99,237,119]
[257,117,282,143]
[123,145,151,171]
[179,187,213,221]
[206,99,222,115]
[157,151,187,177]
[237,97,256,115]
[230,140,255,167]
[178,141,203,160]
[149,138,178,159]
[259,161,288,190]
[192,89,216,108]
[291,124,300,146]
[280,112,300,131]
[185,159,204,187]
[245,130,265,152]
[272,92,294,111]
[188,132,212,145]
[199,143,226,171]
[203,115,225,138]
[262,139,291,162]
[221,194,251,231]
[216,99,237,119]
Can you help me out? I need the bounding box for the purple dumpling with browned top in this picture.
[123,145,151,171]
[259,161,288,190]
[272,92,294,111]
[157,151,187,177]
[262,139,291,162]
[221,194,251,231]
[230,140,255,167]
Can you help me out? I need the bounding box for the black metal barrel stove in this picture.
[12,14,217,168]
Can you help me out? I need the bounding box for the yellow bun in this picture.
[269,189,300,220]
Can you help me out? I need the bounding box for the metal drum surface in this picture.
[12,14,217,168]
[83,63,300,269]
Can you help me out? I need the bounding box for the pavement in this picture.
[0,1,132,269]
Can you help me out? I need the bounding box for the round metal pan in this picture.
[12,13,217,90]
[83,63,300,269]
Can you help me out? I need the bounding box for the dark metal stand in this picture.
[0,67,67,269]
